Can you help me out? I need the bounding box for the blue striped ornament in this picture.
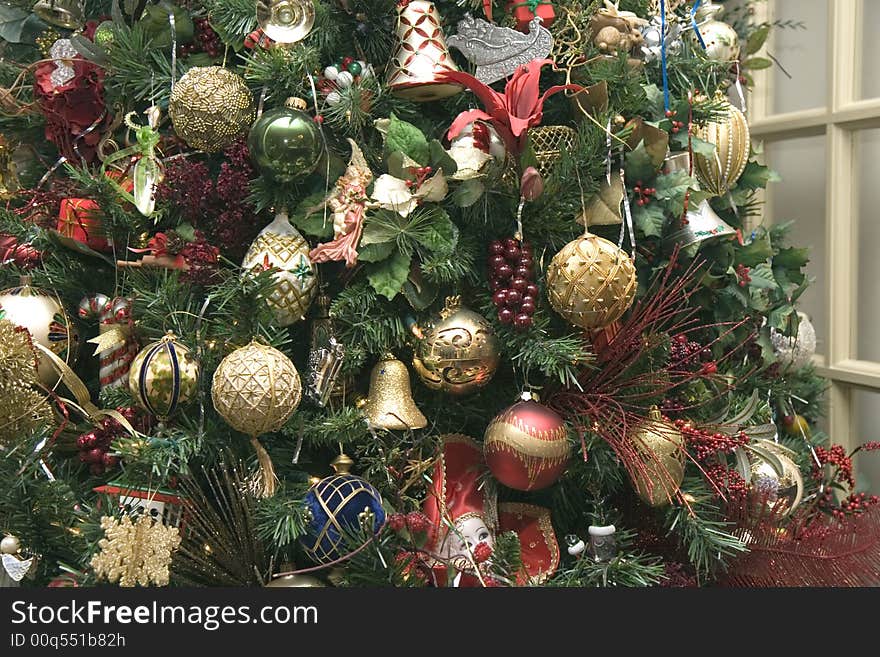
[128,333,199,420]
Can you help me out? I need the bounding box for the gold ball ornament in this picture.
[693,97,750,197]
[630,408,686,507]
[211,341,302,437]
[242,211,317,326]
[546,233,637,330]
[0,276,79,386]
[747,440,804,517]
[168,66,255,152]
[128,332,200,420]
[412,296,500,396]
[265,572,325,587]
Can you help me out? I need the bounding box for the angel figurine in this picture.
[422,435,559,586]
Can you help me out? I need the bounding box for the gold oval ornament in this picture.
[693,98,751,197]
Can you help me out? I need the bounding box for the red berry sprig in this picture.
[633,182,656,207]
[704,463,749,501]
[75,406,147,476]
[673,419,749,461]
[735,263,751,288]
[473,541,493,563]
[813,444,855,488]
[181,18,222,58]
[669,334,712,371]
[488,237,538,330]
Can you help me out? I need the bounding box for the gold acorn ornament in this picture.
[168,66,255,152]
[211,341,302,497]
[0,275,79,386]
[629,407,686,507]
[412,296,500,395]
[362,355,427,431]
[128,332,200,421]
[242,210,317,326]
[546,232,637,330]
[692,95,751,197]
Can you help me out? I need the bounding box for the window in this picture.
[751,0,880,466]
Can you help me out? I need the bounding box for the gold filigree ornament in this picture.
[90,514,181,587]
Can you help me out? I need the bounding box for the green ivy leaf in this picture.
[633,202,666,238]
[358,241,396,263]
[0,5,46,44]
[385,113,429,166]
[415,210,456,253]
[746,25,771,55]
[291,192,335,238]
[642,83,665,116]
[367,249,411,300]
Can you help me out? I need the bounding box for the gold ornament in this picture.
[747,440,804,516]
[90,514,181,587]
[693,97,750,197]
[412,296,500,395]
[128,332,200,421]
[0,275,79,386]
[694,1,740,62]
[211,341,302,497]
[630,407,685,507]
[32,0,83,30]
[0,320,52,447]
[387,1,462,102]
[546,233,637,330]
[256,0,315,44]
[363,355,427,431]
[265,570,325,587]
[168,66,255,152]
[0,135,19,200]
[242,211,317,326]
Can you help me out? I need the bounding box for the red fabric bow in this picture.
[436,59,581,156]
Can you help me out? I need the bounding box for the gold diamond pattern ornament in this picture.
[211,341,302,497]
[387,1,463,102]
[242,211,317,327]
[168,66,255,152]
[0,275,79,386]
[90,514,181,587]
[693,97,751,197]
[546,233,637,330]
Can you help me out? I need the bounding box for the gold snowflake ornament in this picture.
[90,515,181,587]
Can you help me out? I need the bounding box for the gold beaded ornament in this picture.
[545,232,637,330]
[692,96,751,197]
[168,66,255,152]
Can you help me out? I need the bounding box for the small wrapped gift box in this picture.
[507,1,555,32]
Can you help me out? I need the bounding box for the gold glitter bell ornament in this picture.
[362,355,427,431]
[242,210,317,326]
[128,332,200,421]
[693,95,751,197]
[629,407,686,507]
[746,440,804,517]
[412,296,500,395]
[387,1,463,102]
[168,66,255,152]
[546,232,637,330]
[0,275,79,386]
[211,341,302,497]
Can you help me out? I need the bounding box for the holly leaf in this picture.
[736,232,774,267]
[748,262,778,290]
[654,169,694,216]
[768,304,796,331]
[746,25,771,55]
[774,246,810,270]
[633,202,666,238]
[357,241,396,263]
[737,161,781,191]
[367,249,411,300]
[624,143,657,185]
[642,83,665,116]
[385,113,429,166]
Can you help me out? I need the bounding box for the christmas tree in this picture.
[1,0,878,589]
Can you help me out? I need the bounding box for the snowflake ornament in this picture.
[90,514,181,587]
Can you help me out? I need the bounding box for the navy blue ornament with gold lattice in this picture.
[301,454,385,565]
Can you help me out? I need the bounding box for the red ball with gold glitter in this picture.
[483,394,570,491]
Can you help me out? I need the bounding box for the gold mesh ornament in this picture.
[693,98,751,197]
[168,66,255,152]
[242,211,317,326]
[546,233,637,330]
[502,125,578,189]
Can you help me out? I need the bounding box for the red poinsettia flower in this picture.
[437,58,581,155]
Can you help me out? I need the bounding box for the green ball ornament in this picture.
[247,97,323,182]
[348,61,363,76]
[93,21,116,47]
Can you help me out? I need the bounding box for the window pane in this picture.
[859,1,880,99]
[770,0,827,114]
[856,128,880,362]
[853,389,880,492]
[764,136,827,357]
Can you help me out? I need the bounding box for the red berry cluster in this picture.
[75,407,146,476]
[813,444,855,488]
[473,541,493,563]
[406,165,433,190]
[388,511,430,534]
[704,463,749,501]
[735,263,751,288]
[669,334,713,370]
[673,419,748,461]
[488,238,539,330]
[633,182,656,206]
[393,551,428,584]
[181,18,222,58]
[180,230,221,286]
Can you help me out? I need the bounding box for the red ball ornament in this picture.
[484,395,570,491]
